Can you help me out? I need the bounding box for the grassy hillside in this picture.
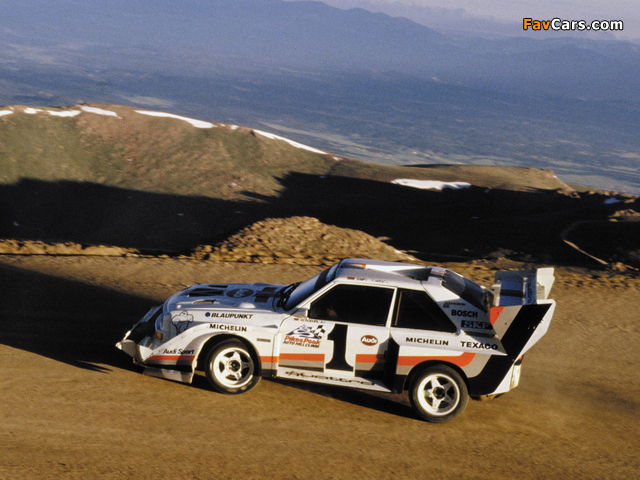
[0,105,338,199]
[1,104,576,196]
[1,104,638,268]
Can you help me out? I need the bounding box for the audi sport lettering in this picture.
[117,259,555,423]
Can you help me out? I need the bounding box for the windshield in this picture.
[281,263,339,311]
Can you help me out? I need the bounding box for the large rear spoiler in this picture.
[492,268,555,306]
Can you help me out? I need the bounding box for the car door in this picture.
[276,283,395,386]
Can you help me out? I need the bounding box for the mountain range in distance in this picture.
[1,0,639,195]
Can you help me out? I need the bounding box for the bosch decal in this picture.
[451,310,479,318]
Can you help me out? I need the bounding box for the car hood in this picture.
[165,282,287,313]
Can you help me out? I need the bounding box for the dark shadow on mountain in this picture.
[255,173,621,265]
[0,263,157,371]
[0,175,634,266]
[0,178,263,252]
[564,220,640,266]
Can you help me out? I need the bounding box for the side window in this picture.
[309,285,394,326]
[394,289,457,333]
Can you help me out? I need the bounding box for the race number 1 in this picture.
[325,324,353,372]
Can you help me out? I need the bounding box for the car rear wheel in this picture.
[410,365,468,423]
[205,340,260,394]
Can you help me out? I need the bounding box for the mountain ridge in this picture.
[1,104,638,269]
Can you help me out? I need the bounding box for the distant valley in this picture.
[1,0,640,195]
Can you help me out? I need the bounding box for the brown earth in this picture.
[0,216,419,265]
[1,253,639,479]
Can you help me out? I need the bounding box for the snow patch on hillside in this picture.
[80,106,120,117]
[0,109,14,117]
[392,179,472,190]
[49,110,81,117]
[134,110,214,129]
[253,129,326,154]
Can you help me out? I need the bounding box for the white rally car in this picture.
[117,259,555,422]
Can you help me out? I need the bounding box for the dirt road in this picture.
[1,255,638,479]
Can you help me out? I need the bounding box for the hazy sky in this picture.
[304,0,638,39]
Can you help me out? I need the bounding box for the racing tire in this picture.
[204,340,261,394]
[409,365,469,423]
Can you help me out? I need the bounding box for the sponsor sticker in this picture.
[443,301,465,308]
[225,288,254,298]
[451,309,479,318]
[284,325,326,348]
[360,335,378,346]
[284,371,374,386]
[461,320,492,330]
[205,312,254,319]
[406,337,449,346]
[209,323,248,332]
[460,341,499,350]
[161,348,194,355]
[172,311,194,334]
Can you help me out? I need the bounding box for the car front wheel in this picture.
[205,340,260,394]
[410,365,468,423]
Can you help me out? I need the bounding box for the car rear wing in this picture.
[491,268,554,306]
[463,268,556,395]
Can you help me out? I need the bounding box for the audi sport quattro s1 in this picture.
[117,259,555,422]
